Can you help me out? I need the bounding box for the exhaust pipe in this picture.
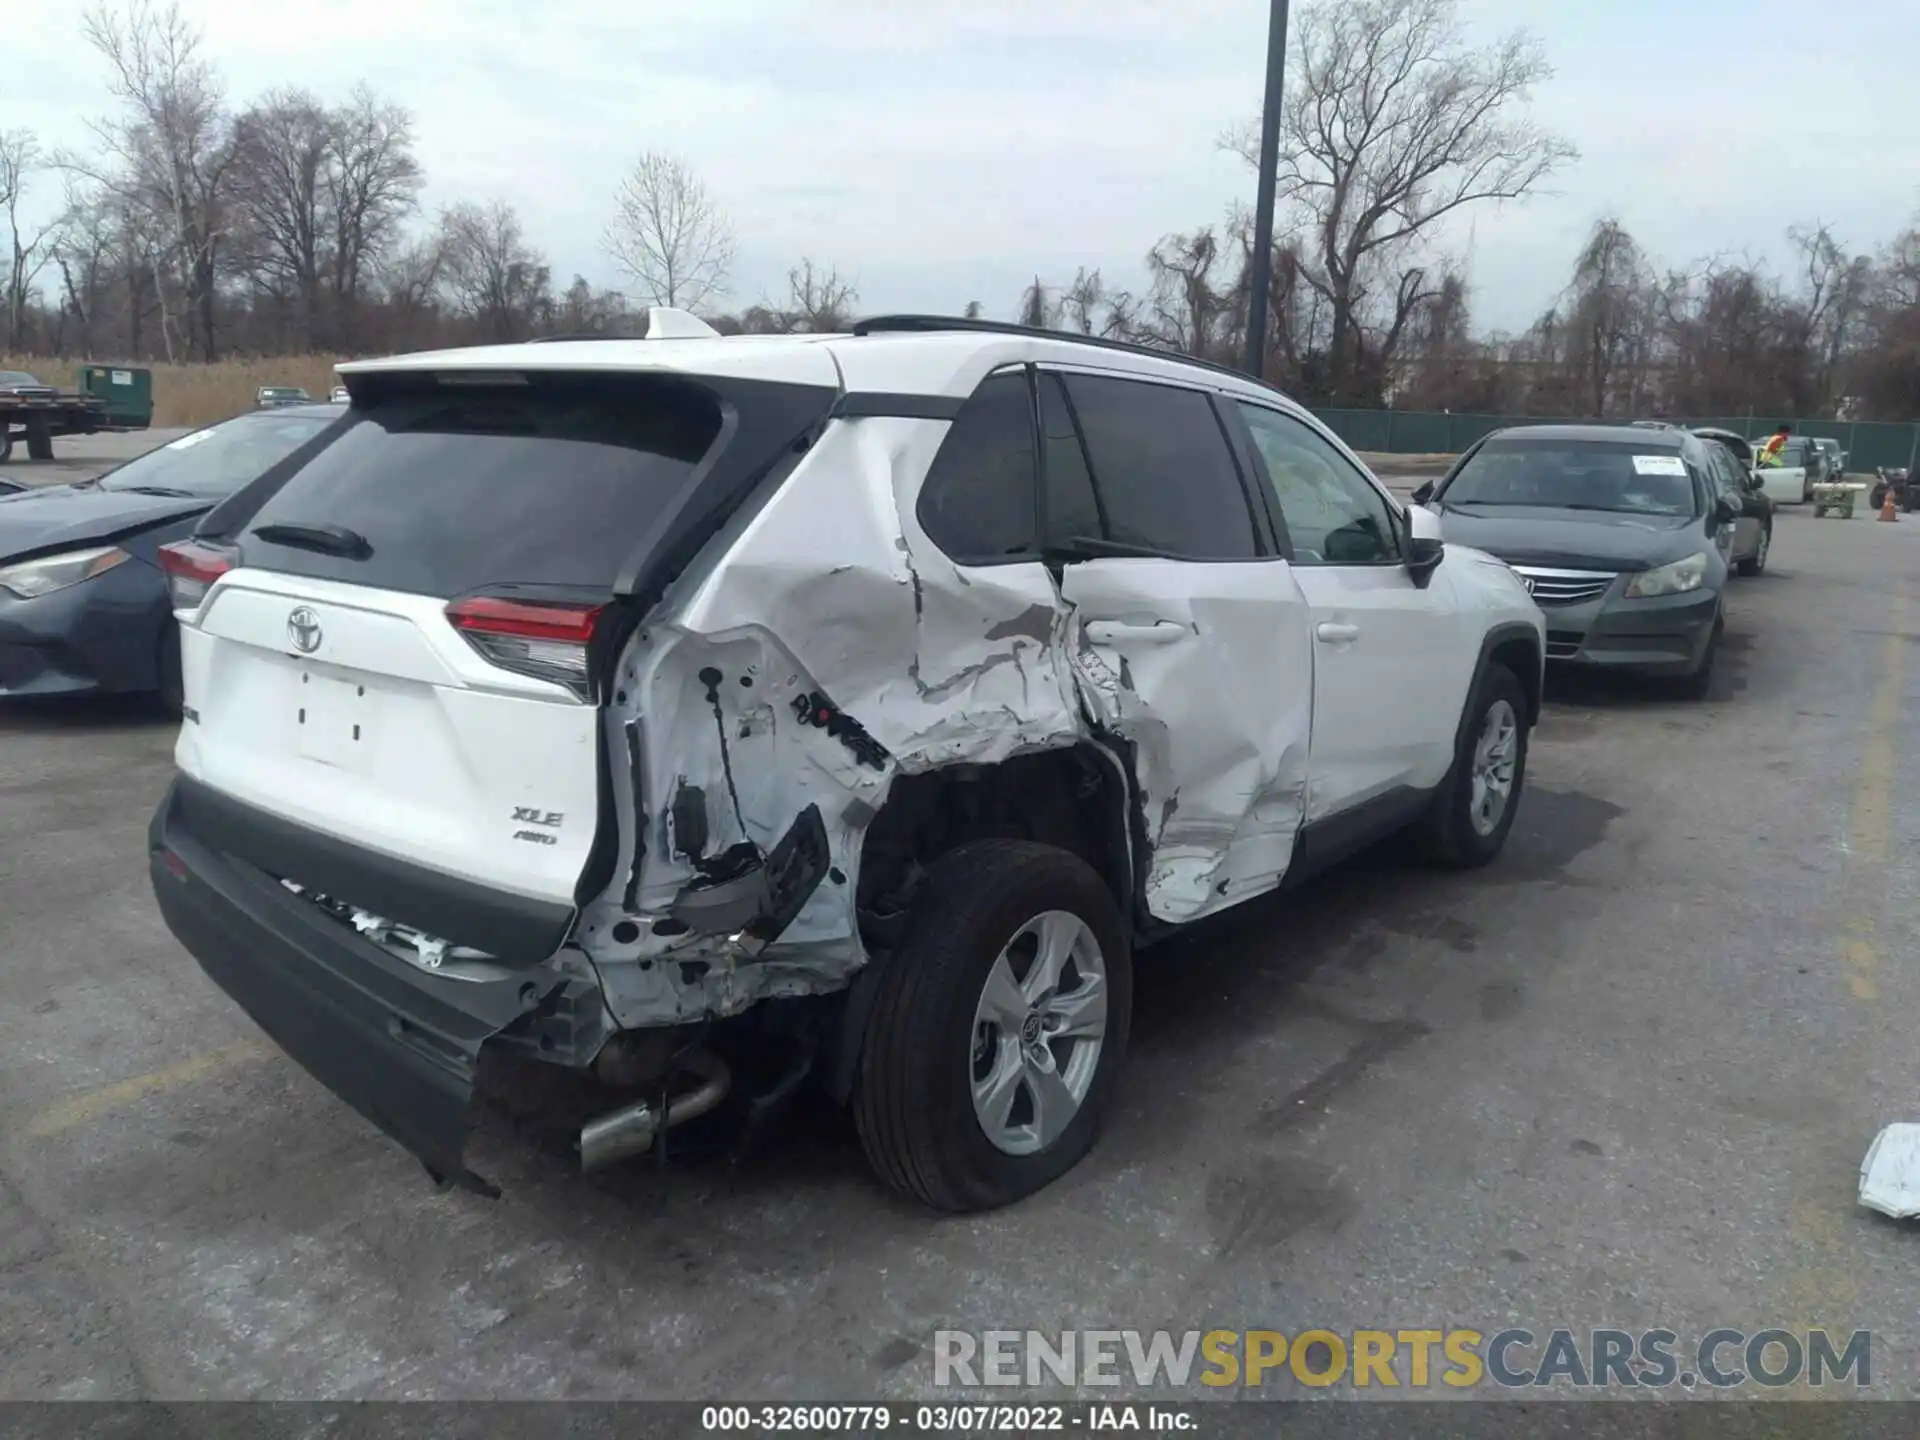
[579,1047,731,1172]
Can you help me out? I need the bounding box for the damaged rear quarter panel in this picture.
[578,414,1086,1028]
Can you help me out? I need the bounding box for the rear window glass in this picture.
[238,377,722,596]
[1443,438,1699,518]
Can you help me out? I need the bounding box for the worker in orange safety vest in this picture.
[1757,423,1792,466]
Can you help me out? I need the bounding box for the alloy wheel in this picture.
[969,910,1108,1156]
[1468,699,1520,837]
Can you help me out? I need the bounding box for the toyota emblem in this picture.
[287,606,322,654]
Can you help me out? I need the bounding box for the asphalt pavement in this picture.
[2,453,1918,1400]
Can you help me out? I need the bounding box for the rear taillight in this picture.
[157,540,236,612]
[446,596,604,700]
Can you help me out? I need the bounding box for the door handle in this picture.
[1083,619,1185,646]
[1315,621,1361,644]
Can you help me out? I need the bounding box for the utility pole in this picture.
[1242,0,1291,379]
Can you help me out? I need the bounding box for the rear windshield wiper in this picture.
[252,521,373,559]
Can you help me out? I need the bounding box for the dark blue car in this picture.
[0,403,341,710]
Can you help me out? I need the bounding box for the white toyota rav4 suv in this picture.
[149,313,1543,1211]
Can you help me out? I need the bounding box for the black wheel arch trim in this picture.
[1463,622,1544,745]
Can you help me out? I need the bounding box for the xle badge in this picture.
[512,807,563,847]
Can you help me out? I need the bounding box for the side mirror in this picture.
[1406,504,1445,588]
[1410,480,1435,504]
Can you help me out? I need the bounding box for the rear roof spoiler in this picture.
[528,307,720,343]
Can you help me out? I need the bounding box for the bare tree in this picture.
[326,85,422,341]
[603,152,734,310]
[439,200,552,342]
[1228,0,1575,402]
[227,85,421,350]
[780,258,856,332]
[1131,228,1233,360]
[229,88,332,346]
[76,0,237,360]
[1789,223,1871,411]
[1058,268,1112,336]
[1017,277,1050,329]
[0,129,58,348]
[555,275,632,335]
[1561,219,1652,416]
[46,180,118,355]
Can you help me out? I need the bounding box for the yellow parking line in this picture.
[22,1040,270,1139]
[1839,601,1907,1003]
[1778,592,1911,1367]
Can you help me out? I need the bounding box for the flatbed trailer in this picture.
[0,387,111,463]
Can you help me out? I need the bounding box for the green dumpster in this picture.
[76,364,153,430]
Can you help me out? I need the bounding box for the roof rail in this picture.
[849,314,1259,386]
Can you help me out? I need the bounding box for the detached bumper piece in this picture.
[667,803,831,953]
[148,780,574,1195]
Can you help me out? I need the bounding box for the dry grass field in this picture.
[2,354,347,428]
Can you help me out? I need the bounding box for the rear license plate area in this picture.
[296,671,370,767]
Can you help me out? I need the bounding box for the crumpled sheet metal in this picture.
[583,416,1087,1028]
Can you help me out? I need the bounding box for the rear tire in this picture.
[1416,662,1529,869]
[25,428,53,462]
[0,430,11,463]
[853,839,1131,1213]
[1736,525,1769,577]
[1871,484,1888,511]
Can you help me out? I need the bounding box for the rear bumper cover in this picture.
[149,778,585,1193]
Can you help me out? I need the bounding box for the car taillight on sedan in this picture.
[445,596,605,701]
[156,539,237,612]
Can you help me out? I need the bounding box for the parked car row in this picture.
[3,319,1784,1216]
[1412,421,1778,700]
[0,403,342,707]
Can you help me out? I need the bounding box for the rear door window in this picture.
[1059,373,1258,560]
[235,376,723,597]
[915,369,1039,563]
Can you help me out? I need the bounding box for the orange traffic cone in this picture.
[1881,487,1899,522]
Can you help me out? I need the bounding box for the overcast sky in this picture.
[8,0,1916,336]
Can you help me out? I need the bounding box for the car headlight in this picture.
[0,545,133,600]
[1623,551,1709,599]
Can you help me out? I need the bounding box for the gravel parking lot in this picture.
[3,435,1917,1399]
